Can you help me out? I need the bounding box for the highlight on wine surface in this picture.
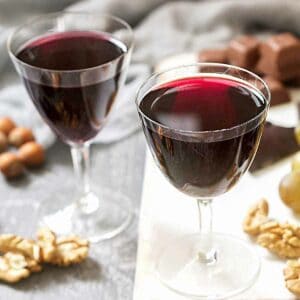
[139,75,267,197]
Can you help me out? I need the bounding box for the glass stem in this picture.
[197,198,217,264]
[71,143,99,214]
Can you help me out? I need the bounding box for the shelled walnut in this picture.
[37,228,89,267]
[257,221,300,258]
[243,199,269,236]
[284,259,300,296]
[0,229,89,283]
[243,200,300,258]
[0,252,33,283]
[0,234,42,283]
[244,200,300,295]
[0,234,40,261]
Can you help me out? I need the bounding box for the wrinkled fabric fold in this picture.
[0,0,300,147]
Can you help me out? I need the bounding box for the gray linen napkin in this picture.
[0,0,300,147]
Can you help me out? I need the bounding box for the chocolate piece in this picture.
[256,33,300,81]
[198,48,228,64]
[228,35,260,69]
[263,76,290,106]
[250,122,299,171]
[286,73,300,87]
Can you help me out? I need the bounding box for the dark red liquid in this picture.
[17,31,127,144]
[139,76,267,197]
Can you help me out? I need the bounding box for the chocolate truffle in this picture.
[228,35,260,69]
[256,33,300,81]
[263,76,290,106]
[198,48,228,64]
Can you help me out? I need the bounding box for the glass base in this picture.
[39,188,133,243]
[156,233,260,299]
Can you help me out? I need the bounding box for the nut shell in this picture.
[279,171,300,213]
[8,127,35,147]
[18,142,45,167]
[0,152,24,178]
[0,118,16,135]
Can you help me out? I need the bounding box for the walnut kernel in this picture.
[37,228,89,267]
[284,259,300,296]
[243,199,269,236]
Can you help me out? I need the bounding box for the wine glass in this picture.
[136,63,270,299]
[8,12,134,242]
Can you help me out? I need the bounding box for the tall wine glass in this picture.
[136,63,270,299]
[8,12,134,242]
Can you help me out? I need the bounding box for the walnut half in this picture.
[257,221,300,259]
[284,259,300,296]
[243,199,269,236]
[0,228,89,283]
[244,199,300,295]
[0,234,40,261]
[0,252,31,283]
[37,228,89,267]
[243,199,300,258]
[0,235,42,283]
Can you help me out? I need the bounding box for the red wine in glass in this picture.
[17,31,127,144]
[9,13,134,243]
[139,76,267,197]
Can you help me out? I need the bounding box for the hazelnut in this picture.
[0,152,24,178]
[18,142,45,167]
[8,127,35,147]
[0,117,16,135]
[0,132,8,152]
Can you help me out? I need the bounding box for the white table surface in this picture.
[134,148,299,300]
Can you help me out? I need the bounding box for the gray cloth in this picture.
[0,0,300,147]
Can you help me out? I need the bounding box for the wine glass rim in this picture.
[135,62,271,136]
[7,11,134,74]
